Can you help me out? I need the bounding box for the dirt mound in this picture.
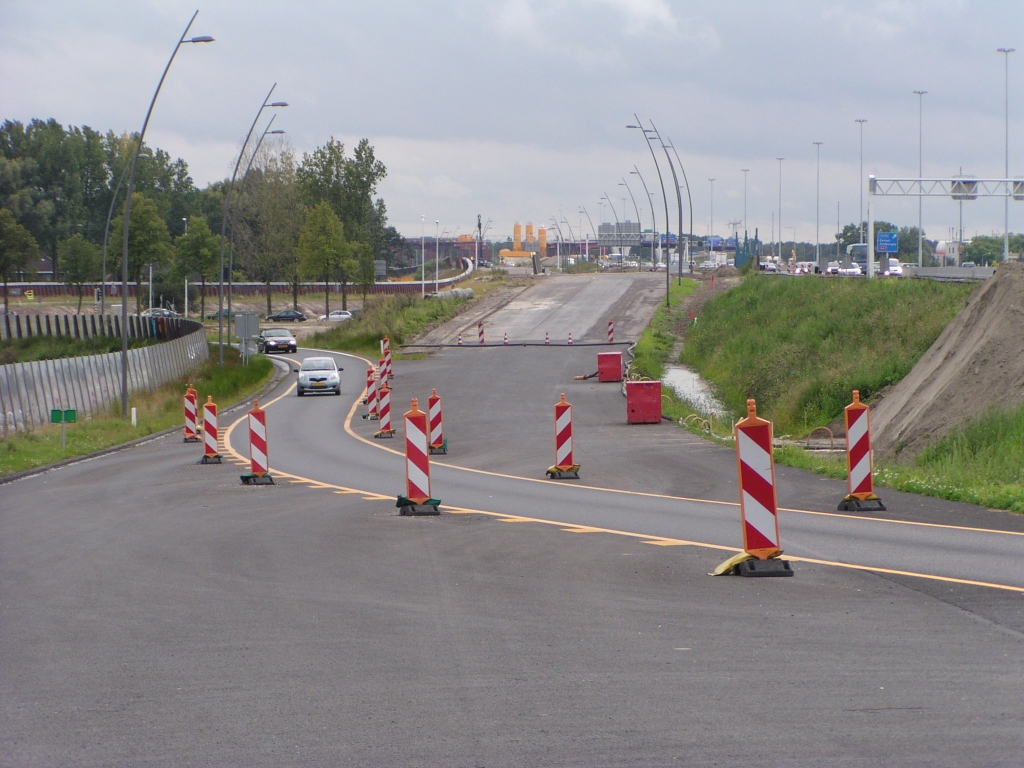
[713,266,740,277]
[872,261,1024,460]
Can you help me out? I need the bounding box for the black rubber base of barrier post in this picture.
[240,473,274,485]
[546,464,580,479]
[183,436,200,443]
[374,429,395,439]
[736,558,794,578]
[396,495,441,516]
[361,413,379,421]
[199,454,222,465]
[429,438,448,455]
[837,494,886,512]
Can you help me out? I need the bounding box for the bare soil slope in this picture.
[872,261,1024,459]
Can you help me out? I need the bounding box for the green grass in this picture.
[680,274,975,435]
[629,279,698,380]
[0,348,273,478]
[1,335,152,364]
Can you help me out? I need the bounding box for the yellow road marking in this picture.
[217,351,1024,595]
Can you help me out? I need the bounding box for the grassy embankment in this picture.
[662,274,1024,512]
[304,273,509,359]
[1,335,152,364]
[628,279,713,429]
[0,348,273,479]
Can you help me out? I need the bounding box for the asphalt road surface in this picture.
[2,273,1022,766]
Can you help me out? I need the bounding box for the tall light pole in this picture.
[998,48,1015,260]
[627,118,671,306]
[665,138,692,285]
[120,12,212,416]
[708,178,715,262]
[814,141,823,266]
[855,119,867,243]
[914,90,927,268]
[435,220,440,293]
[217,84,288,365]
[228,119,284,319]
[420,215,425,298]
[741,168,749,233]
[776,157,785,261]
[620,178,641,268]
[631,166,656,268]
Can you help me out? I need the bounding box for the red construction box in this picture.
[626,381,662,424]
[597,352,623,382]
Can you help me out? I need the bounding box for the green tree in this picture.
[109,193,173,314]
[0,207,39,313]
[353,241,375,300]
[296,137,389,260]
[235,145,302,315]
[297,201,350,316]
[58,233,101,312]
[964,235,1003,265]
[173,216,219,319]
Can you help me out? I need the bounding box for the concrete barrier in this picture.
[0,320,208,437]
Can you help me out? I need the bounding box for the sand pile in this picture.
[872,261,1024,460]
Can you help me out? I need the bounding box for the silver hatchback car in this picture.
[294,357,342,396]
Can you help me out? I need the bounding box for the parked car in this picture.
[318,309,353,322]
[257,327,297,354]
[205,308,240,320]
[294,356,342,396]
[141,307,181,318]
[265,308,307,323]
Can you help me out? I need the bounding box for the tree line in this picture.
[0,117,415,314]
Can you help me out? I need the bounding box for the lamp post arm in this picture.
[120,10,199,418]
[217,82,277,365]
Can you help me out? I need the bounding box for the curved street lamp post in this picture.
[217,84,288,365]
[119,12,213,416]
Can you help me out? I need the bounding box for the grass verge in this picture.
[0,348,274,479]
[680,274,975,435]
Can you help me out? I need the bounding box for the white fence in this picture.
[0,317,209,437]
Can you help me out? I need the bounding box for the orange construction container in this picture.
[597,352,623,382]
[626,381,662,424]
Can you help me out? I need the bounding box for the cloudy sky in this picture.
[3,1,1023,246]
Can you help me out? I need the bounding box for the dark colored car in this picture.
[257,328,297,354]
[265,309,307,322]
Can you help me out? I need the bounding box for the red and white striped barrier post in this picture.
[201,395,221,464]
[839,390,885,511]
[545,331,550,345]
[714,399,792,576]
[503,331,508,345]
[374,383,395,438]
[183,386,199,442]
[457,332,463,346]
[546,393,579,479]
[382,336,394,379]
[607,319,614,343]
[397,398,440,515]
[362,367,379,420]
[363,367,374,404]
[428,388,446,454]
[478,321,485,345]
[241,399,274,484]
[568,331,573,346]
